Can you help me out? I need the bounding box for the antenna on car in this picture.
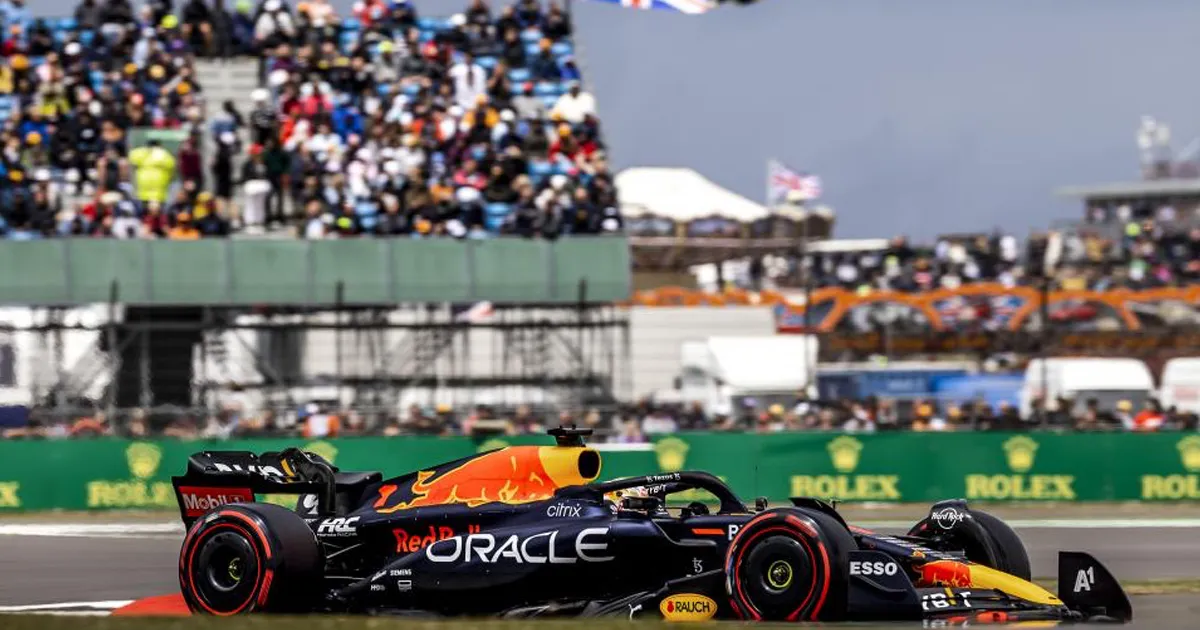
[548,424,593,447]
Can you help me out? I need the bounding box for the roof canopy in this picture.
[616,167,770,223]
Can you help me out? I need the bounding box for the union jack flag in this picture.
[603,0,714,14]
[767,159,822,204]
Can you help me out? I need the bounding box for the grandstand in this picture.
[0,0,620,240]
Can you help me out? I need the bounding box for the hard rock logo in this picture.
[827,436,863,473]
[1002,436,1038,473]
[654,437,689,473]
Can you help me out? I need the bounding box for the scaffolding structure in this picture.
[0,301,631,423]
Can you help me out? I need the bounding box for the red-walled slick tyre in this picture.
[179,502,323,614]
[725,507,856,622]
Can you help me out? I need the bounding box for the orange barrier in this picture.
[628,284,1200,332]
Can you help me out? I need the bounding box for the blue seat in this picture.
[342,17,361,31]
[418,29,434,43]
[79,29,94,46]
[534,82,562,97]
[486,202,512,218]
[376,83,391,96]
[520,29,543,44]
[417,17,445,31]
[528,161,553,178]
[339,31,358,47]
[483,214,506,232]
[507,68,531,83]
[359,215,378,231]
[58,17,77,31]
[475,55,497,71]
[525,43,541,57]
[355,201,379,216]
[402,83,422,97]
[551,42,573,57]
[540,95,559,109]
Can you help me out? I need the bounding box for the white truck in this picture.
[673,335,818,414]
[1020,357,1155,417]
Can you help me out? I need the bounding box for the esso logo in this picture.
[850,560,899,577]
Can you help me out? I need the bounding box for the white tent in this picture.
[615,167,770,223]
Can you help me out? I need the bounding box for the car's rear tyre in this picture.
[180,502,324,614]
[725,507,856,621]
[908,508,1031,580]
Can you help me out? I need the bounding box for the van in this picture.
[1160,358,1200,414]
[1020,358,1155,417]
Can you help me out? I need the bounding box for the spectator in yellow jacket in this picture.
[127,139,176,204]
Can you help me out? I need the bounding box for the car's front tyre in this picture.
[724,507,856,621]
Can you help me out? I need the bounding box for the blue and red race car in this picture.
[171,427,1132,624]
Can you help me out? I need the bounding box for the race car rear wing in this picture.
[171,447,338,529]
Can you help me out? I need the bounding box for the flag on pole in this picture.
[767,159,822,205]
[596,0,715,14]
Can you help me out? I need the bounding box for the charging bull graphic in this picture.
[373,446,602,513]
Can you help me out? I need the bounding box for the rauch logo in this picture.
[1141,435,1200,499]
[964,436,1075,500]
[87,442,176,508]
[790,436,901,501]
[659,594,716,621]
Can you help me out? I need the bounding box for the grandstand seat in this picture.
[551,42,573,57]
[476,56,498,71]
[57,17,77,31]
[339,31,358,49]
[540,95,558,109]
[534,82,563,97]
[402,83,422,97]
[79,30,94,46]
[486,202,513,218]
[376,83,391,96]
[417,17,448,31]
[520,29,543,44]
[418,30,435,43]
[507,68,531,83]
[528,161,554,178]
[342,17,361,31]
[355,201,379,217]
[483,213,507,232]
[359,215,378,231]
[525,43,541,57]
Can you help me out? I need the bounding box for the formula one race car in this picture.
[171,427,1132,624]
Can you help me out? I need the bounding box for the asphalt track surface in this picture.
[0,516,1198,627]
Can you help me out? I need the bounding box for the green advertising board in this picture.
[1,432,1199,511]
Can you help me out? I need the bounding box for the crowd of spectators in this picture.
[784,224,1200,295]
[0,0,622,240]
[7,391,1199,441]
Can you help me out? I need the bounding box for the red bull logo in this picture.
[393,525,480,554]
[374,446,601,513]
[919,560,973,588]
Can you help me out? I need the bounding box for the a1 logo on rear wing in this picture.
[1057,551,1133,622]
